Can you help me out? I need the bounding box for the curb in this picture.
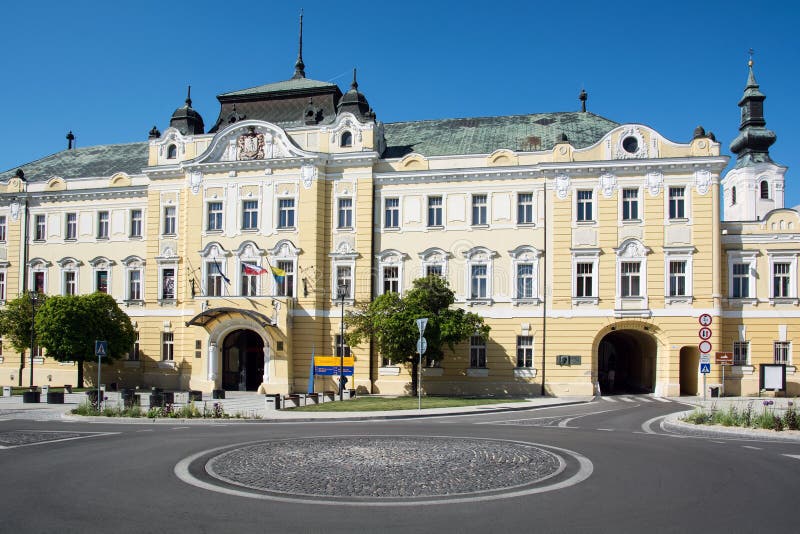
[662,410,800,442]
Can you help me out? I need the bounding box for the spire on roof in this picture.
[186,85,192,107]
[579,88,587,112]
[350,68,359,91]
[292,9,306,79]
[729,50,777,168]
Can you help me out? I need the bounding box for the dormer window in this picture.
[167,144,177,159]
[760,180,769,199]
[340,131,353,148]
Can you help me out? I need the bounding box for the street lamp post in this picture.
[28,291,39,388]
[337,283,347,401]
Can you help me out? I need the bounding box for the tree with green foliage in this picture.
[35,293,136,387]
[346,276,489,395]
[0,292,47,386]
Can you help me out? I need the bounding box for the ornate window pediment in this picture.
[190,120,315,165]
[268,239,301,259]
[614,238,651,259]
[199,242,230,259]
[88,256,115,268]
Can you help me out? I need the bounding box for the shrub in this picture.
[783,405,798,430]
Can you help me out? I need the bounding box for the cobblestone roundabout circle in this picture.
[180,435,593,505]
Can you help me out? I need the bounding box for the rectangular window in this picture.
[162,332,174,361]
[470,335,486,368]
[669,187,685,219]
[384,198,399,228]
[733,341,749,366]
[207,262,224,297]
[0,215,6,242]
[620,262,641,297]
[732,263,750,298]
[0,272,5,301]
[668,261,686,297]
[517,263,534,299]
[161,268,175,300]
[577,190,593,222]
[427,196,443,227]
[470,264,488,299]
[128,269,142,301]
[35,214,46,241]
[425,264,443,278]
[130,209,142,238]
[195,339,202,359]
[242,200,258,230]
[96,270,108,294]
[576,262,593,297]
[516,336,534,368]
[128,332,140,361]
[207,202,223,231]
[774,341,791,364]
[472,194,487,225]
[276,260,294,297]
[278,198,295,229]
[622,188,639,221]
[383,266,399,294]
[336,265,352,299]
[337,197,353,229]
[65,213,77,240]
[163,206,176,235]
[64,271,76,296]
[241,268,257,297]
[33,272,45,294]
[517,193,534,224]
[97,211,109,239]
[335,334,351,358]
[773,262,791,298]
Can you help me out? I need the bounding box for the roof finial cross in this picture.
[748,48,755,67]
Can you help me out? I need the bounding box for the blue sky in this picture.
[1,0,797,210]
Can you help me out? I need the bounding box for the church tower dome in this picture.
[169,86,205,136]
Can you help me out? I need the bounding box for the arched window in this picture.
[167,144,177,159]
[731,186,737,206]
[760,180,769,199]
[340,131,353,148]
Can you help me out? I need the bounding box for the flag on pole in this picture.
[242,262,269,276]
[270,265,286,283]
[307,346,315,394]
[212,259,231,285]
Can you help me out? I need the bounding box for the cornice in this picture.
[722,233,800,245]
[0,186,147,203]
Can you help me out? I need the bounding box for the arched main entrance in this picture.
[679,346,700,395]
[597,330,657,394]
[222,329,264,391]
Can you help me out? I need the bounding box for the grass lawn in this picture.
[292,396,525,412]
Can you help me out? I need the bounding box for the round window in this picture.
[622,136,639,154]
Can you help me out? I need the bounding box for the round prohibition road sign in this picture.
[698,314,712,327]
[699,340,712,354]
[699,327,712,340]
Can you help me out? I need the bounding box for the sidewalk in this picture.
[0,392,593,423]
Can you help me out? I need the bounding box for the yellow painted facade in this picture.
[0,61,795,398]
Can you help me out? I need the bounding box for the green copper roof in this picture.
[382,112,618,158]
[0,142,149,183]
[219,78,338,98]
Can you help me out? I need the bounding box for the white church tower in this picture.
[722,57,787,221]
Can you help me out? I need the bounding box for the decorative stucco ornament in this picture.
[301,165,317,189]
[237,127,265,160]
[555,174,570,199]
[189,171,203,195]
[10,202,19,221]
[599,172,617,198]
[695,169,712,195]
[646,171,663,196]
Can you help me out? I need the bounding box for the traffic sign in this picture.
[416,318,428,336]
[700,353,711,364]
[699,327,712,340]
[417,337,428,355]
[699,340,712,354]
[716,351,734,365]
[699,314,712,327]
[95,340,108,358]
[700,363,711,374]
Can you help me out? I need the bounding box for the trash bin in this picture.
[122,389,139,408]
[188,390,203,402]
[212,389,225,399]
[46,392,65,404]
[22,390,40,403]
[149,393,165,407]
[710,386,720,398]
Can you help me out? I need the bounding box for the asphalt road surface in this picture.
[1,395,798,533]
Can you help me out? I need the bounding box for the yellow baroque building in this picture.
[0,53,795,398]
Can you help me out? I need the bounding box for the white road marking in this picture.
[742,446,762,450]
[638,397,653,403]
[782,454,800,461]
[136,429,153,432]
[600,397,617,402]
[652,397,672,403]
[558,408,623,428]
[0,431,118,450]
[171,426,189,430]
[618,397,636,403]
[711,440,726,444]
[596,428,614,432]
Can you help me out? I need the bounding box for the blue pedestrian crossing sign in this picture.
[95,340,108,358]
[700,363,711,374]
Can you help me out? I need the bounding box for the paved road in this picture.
[1,395,798,533]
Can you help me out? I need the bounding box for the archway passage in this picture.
[222,329,264,391]
[597,330,657,395]
[679,346,700,395]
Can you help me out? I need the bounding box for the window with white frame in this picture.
[668,186,686,219]
[472,194,488,226]
[207,201,223,232]
[383,266,399,294]
[420,247,449,280]
[614,240,650,307]
[337,197,353,229]
[516,263,535,299]
[470,335,486,368]
[128,269,142,301]
[269,240,299,298]
[161,267,176,300]
[128,331,140,361]
[206,261,225,297]
[621,188,639,221]
[0,271,5,301]
[728,252,757,300]
[517,193,534,224]
[240,264,258,296]
[576,262,594,298]
[733,341,749,366]
[773,262,791,298]
[470,264,488,299]
[162,332,174,361]
[242,200,258,230]
[163,206,176,235]
[664,247,694,301]
[427,196,443,227]
[278,198,295,229]
[464,247,495,302]
[426,264,443,277]
[335,265,353,300]
[620,262,641,297]
[97,211,109,239]
[0,215,6,242]
[668,261,686,297]
[65,213,77,240]
[63,271,77,295]
[276,260,294,297]
[760,180,770,200]
[384,197,399,229]
[96,269,108,294]
[732,263,750,298]
[577,190,593,222]
[517,336,534,368]
[34,214,46,241]
[774,341,791,364]
[130,209,142,238]
[510,245,541,303]
[32,270,46,294]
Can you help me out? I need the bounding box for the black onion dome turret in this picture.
[170,86,205,135]
[337,69,376,121]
